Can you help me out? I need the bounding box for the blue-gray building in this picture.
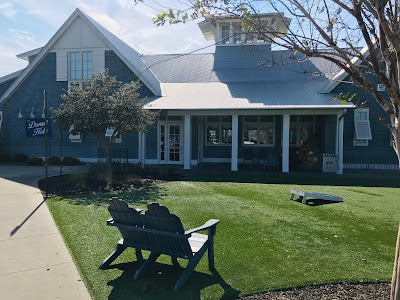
[0,8,397,173]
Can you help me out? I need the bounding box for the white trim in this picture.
[16,47,43,60]
[337,113,344,174]
[145,159,162,165]
[354,108,372,140]
[69,125,82,143]
[149,109,347,116]
[202,158,232,163]
[0,69,24,85]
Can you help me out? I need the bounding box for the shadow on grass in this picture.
[56,185,167,207]
[291,198,343,207]
[106,261,240,300]
[185,173,400,188]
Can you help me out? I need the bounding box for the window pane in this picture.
[82,51,92,79]
[222,125,232,144]
[244,115,257,122]
[260,115,273,122]
[245,28,254,43]
[299,125,314,143]
[299,115,313,122]
[221,115,232,122]
[221,25,230,44]
[243,127,258,145]
[207,116,219,122]
[259,126,274,145]
[356,112,368,120]
[69,52,81,80]
[289,126,297,145]
[232,23,242,44]
[207,125,220,144]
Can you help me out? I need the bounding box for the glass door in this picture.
[159,123,183,164]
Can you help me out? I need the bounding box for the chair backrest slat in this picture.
[108,200,193,258]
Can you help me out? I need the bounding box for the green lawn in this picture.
[46,175,400,300]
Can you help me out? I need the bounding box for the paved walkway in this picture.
[0,165,91,300]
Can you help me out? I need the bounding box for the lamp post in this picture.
[44,90,48,199]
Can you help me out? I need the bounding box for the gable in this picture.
[51,16,109,50]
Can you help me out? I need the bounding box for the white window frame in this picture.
[69,125,82,143]
[353,108,372,145]
[68,81,83,92]
[0,111,2,130]
[242,115,275,147]
[289,115,316,146]
[68,51,93,80]
[205,116,232,146]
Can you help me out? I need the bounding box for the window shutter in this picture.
[56,51,68,81]
[354,108,372,140]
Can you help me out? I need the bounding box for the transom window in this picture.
[69,51,93,80]
[206,116,232,145]
[243,115,275,146]
[289,115,316,146]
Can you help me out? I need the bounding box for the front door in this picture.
[160,123,183,164]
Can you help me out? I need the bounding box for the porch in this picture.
[143,110,345,174]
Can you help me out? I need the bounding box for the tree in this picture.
[148,0,400,298]
[53,70,156,180]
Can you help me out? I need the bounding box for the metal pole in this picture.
[60,123,62,175]
[44,90,48,199]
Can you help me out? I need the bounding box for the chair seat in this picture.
[189,233,208,254]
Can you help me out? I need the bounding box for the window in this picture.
[245,28,255,44]
[289,115,316,146]
[221,25,230,44]
[159,115,183,121]
[353,108,372,146]
[232,23,242,44]
[206,116,232,145]
[243,115,275,146]
[105,128,122,143]
[69,51,92,80]
[68,81,82,92]
[69,125,82,143]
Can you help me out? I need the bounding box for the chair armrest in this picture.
[106,218,114,225]
[185,219,220,236]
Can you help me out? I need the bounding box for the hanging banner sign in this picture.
[26,118,52,137]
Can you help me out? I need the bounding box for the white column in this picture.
[336,112,344,174]
[140,133,146,165]
[282,113,290,172]
[231,114,239,171]
[184,114,191,170]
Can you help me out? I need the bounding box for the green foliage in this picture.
[13,153,29,163]
[62,156,81,166]
[47,156,61,165]
[0,153,12,163]
[332,92,362,106]
[27,157,44,165]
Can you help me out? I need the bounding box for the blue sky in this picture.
[0,0,215,77]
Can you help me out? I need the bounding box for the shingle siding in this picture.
[333,76,398,165]
[3,50,156,161]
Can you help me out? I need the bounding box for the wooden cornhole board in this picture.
[290,189,343,205]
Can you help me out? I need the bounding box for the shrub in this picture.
[0,153,12,163]
[27,157,44,165]
[47,156,61,165]
[88,163,109,183]
[62,156,81,166]
[13,153,29,163]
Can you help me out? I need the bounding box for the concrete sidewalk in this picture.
[0,165,91,299]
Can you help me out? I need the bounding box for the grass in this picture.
[46,173,400,300]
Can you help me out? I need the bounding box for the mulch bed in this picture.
[239,282,390,300]
[38,174,166,196]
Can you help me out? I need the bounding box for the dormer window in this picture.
[221,25,230,44]
[69,51,93,80]
[232,23,242,44]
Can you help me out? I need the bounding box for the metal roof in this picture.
[142,51,339,84]
[146,80,353,110]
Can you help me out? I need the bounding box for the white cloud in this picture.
[0,2,18,17]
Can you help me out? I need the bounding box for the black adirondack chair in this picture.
[99,197,220,291]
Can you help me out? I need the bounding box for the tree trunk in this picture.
[105,146,113,185]
[391,223,400,300]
